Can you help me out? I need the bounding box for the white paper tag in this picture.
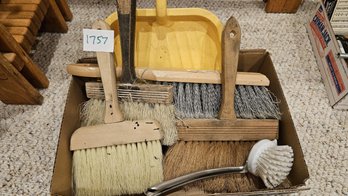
[83,29,114,52]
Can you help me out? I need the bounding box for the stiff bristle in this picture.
[170,82,281,120]
[164,141,264,193]
[73,140,163,196]
[80,99,177,145]
[256,145,294,188]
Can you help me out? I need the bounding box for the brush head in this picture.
[247,139,294,188]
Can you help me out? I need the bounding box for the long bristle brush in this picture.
[71,20,163,196]
[146,139,294,196]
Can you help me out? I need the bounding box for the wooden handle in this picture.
[156,0,167,25]
[116,0,137,83]
[92,20,124,123]
[66,63,270,86]
[218,16,241,120]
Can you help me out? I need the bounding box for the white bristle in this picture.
[80,99,177,145]
[247,139,294,188]
[73,140,163,196]
[255,144,294,188]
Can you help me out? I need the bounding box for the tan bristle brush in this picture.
[71,20,164,195]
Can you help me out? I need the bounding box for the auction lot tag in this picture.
[83,29,114,52]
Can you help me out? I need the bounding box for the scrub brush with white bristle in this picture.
[247,139,294,188]
[146,139,294,196]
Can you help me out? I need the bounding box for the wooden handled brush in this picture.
[71,20,164,195]
[176,16,279,141]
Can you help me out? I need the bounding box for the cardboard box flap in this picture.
[50,78,85,196]
[260,55,309,186]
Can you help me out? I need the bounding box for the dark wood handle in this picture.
[116,0,137,83]
[218,16,241,120]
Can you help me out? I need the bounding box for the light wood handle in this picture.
[92,20,124,123]
[218,16,241,121]
[66,63,270,86]
[156,0,167,25]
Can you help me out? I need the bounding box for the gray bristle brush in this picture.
[171,82,281,120]
[146,139,294,196]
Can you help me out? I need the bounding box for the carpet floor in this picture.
[0,0,347,195]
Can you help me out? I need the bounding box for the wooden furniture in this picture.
[0,52,43,104]
[0,23,48,104]
[0,0,71,53]
[264,0,303,13]
[0,0,72,104]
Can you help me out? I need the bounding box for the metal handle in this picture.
[145,166,247,196]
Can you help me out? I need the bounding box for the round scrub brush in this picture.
[146,139,294,196]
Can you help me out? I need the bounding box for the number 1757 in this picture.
[86,35,108,45]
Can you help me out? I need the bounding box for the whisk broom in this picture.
[71,22,163,195]
[163,16,280,193]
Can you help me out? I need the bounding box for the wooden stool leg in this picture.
[265,0,302,13]
[0,24,49,88]
[0,53,43,105]
[41,0,68,33]
[55,0,73,21]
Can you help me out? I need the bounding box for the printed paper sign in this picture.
[83,29,114,52]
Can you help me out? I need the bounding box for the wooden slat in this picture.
[0,4,44,21]
[6,26,36,45]
[265,0,302,13]
[41,0,67,33]
[0,24,49,88]
[0,53,43,105]
[0,18,40,36]
[55,0,72,21]
[3,52,24,70]
[176,119,279,141]
[0,11,41,30]
[13,35,32,53]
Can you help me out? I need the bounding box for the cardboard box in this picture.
[306,3,348,109]
[50,50,309,195]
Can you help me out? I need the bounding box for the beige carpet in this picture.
[1,0,347,195]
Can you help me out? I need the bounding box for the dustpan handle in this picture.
[92,20,124,123]
[116,0,137,83]
[218,16,241,120]
[145,166,246,196]
[156,0,167,25]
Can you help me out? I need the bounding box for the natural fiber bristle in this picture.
[164,141,264,193]
[256,145,294,188]
[73,140,163,196]
[170,82,281,120]
[80,99,177,145]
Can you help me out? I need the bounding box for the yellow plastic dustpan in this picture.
[105,0,223,72]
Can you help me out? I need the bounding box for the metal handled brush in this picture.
[71,20,164,196]
[147,139,294,196]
